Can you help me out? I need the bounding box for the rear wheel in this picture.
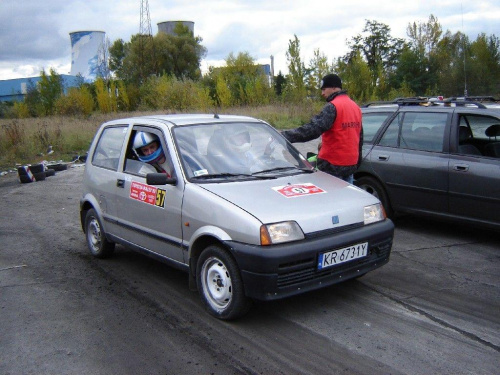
[196,245,251,320]
[84,208,115,258]
[357,176,393,217]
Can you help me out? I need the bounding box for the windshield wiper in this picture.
[192,173,275,180]
[252,166,313,175]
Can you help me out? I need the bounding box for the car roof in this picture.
[102,114,264,128]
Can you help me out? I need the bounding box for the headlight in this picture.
[364,203,386,225]
[260,221,304,245]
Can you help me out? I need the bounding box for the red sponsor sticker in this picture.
[273,183,326,198]
[130,181,166,208]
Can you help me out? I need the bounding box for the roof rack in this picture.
[362,97,439,107]
[362,96,497,109]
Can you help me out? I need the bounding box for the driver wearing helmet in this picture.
[133,131,171,176]
[221,126,277,173]
[226,127,252,154]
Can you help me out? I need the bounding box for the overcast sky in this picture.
[1,0,499,80]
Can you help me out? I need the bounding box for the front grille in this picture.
[306,222,364,239]
[276,237,392,288]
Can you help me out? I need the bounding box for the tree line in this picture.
[2,14,499,119]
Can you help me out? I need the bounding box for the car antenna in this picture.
[462,3,468,98]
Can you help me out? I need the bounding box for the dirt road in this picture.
[1,164,499,375]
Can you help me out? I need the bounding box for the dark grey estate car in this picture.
[356,97,500,230]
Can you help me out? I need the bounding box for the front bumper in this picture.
[227,219,394,301]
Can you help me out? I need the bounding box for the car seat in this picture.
[458,126,482,155]
[484,124,500,157]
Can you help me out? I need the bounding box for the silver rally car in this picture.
[80,114,394,319]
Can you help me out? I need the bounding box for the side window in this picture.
[124,126,174,177]
[92,126,127,170]
[378,113,401,147]
[464,115,500,140]
[461,114,500,158]
[363,112,393,144]
[398,112,447,152]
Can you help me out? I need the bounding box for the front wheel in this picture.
[84,208,115,258]
[196,245,251,320]
[356,176,393,218]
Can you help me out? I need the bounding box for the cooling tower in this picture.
[69,31,106,81]
[157,21,194,35]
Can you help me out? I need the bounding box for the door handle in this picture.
[116,179,125,188]
[454,164,470,172]
[377,155,389,161]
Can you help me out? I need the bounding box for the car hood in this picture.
[199,171,380,234]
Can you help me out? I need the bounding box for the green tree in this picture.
[466,33,500,95]
[273,71,286,96]
[395,14,442,95]
[346,20,406,92]
[109,24,206,86]
[109,38,128,79]
[285,35,307,101]
[95,78,112,113]
[155,23,207,80]
[407,14,442,56]
[434,31,468,96]
[38,68,63,116]
[204,52,272,106]
[306,48,332,99]
[334,51,374,103]
[55,86,94,116]
[24,79,42,117]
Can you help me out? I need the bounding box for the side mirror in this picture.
[146,173,177,186]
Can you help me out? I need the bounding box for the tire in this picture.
[28,163,44,174]
[19,174,34,183]
[196,245,252,320]
[84,208,115,258]
[33,172,46,181]
[46,169,56,177]
[17,166,29,176]
[356,176,394,218]
[47,163,68,171]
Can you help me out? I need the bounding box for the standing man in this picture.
[281,74,363,183]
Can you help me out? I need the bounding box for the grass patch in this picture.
[0,104,321,170]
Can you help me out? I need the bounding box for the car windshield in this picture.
[173,122,311,180]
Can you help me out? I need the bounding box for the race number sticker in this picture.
[272,183,326,198]
[130,181,166,208]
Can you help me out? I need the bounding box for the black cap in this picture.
[320,74,342,89]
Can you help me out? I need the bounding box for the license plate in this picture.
[318,242,368,270]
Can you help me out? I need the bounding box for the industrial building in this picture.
[0,75,80,103]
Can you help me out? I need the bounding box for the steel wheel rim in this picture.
[88,217,102,253]
[201,256,232,310]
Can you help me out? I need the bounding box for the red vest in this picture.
[318,94,362,166]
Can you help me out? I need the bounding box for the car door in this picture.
[114,124,185,264]
[367,110,450,214]
[448,113,500,225]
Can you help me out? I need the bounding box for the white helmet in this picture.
[226,127,251,153]
[133,132,165,163]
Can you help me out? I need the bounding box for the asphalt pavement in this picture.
[1,148,499,375]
